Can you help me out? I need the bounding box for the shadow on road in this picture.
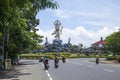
[19,60,39,65]
[0,62,32,80]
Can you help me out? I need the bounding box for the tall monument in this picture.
[42,20,72,52]
[52,20,63,39]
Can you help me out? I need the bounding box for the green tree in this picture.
[0,0,59,63]
[106,29,120,54]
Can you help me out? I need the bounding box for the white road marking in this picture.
[46,70,48,73]
[88,65,94,68]
[101,64,120,68]
[47,72,51,77]
[50,77,53,80]
[104,69,114,72]
[74,62,83,65]
[78,63,83,65]
[46,70,53,80]
[68,61,83,65]
[41,63,53,80]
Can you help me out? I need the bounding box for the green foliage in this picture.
[106,55,116,60]
[0,0,59,61]
[0,33,2,38]
[19,52,107,60]
[106,30,120,54]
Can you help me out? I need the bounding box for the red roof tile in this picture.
[91,40,106,45]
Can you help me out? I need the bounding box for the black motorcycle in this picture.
[62,57,66,63]
[44,60,49,70]
[96,57,99,64]
[55,62,59,68]
[54,58,59,68]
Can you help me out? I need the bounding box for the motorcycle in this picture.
[54,58,59,68]
[44,60,49,70]
[62,57,66,63]
[55,62,59,68]
[96,58,99,64]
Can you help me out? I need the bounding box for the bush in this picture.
[19,52,108,60]
[115,55,120,63]
[19,55,41,60]
[49,55,54,59]
[106,56,116,60]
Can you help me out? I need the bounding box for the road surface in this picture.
[6,58,120,80]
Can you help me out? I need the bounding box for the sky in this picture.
[36,0,120,47]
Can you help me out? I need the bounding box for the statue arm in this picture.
[60,26,63,34]
[52,31,56,35]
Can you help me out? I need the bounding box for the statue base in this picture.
[53,39,62,45]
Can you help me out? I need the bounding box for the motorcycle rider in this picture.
[62,56,66,63]
[43,56,49,69]
[54,55,59,68]
[96,55,99,64]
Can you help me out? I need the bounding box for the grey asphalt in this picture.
[48,58,120,80]
[1,58,120,80]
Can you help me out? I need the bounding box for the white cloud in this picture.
[54,9,120,28]
[54,9,111,19]
[36,0,120,48]
[37,26,119,47]
[54,9,71,19]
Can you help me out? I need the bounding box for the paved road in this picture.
[48,58,120,80]
[4,58,120,80]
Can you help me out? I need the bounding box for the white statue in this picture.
[52,20,63,39]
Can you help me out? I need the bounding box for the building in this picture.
[91,37,106,48]
[91,37,106,53]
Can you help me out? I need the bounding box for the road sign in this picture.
[5,59,11,70]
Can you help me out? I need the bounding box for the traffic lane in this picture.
[48,60,103,80]
[48,59,120,80]
[98,62,120,72]
[68,59,120,80]
[48,60,88,80]
[68,58,120,73]
[67,58,103,65]
[76,64,120,80]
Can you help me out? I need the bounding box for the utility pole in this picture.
[6,27,9,59]
[1,29,5,69]
[2,23,10,69]
[2,33,5,64]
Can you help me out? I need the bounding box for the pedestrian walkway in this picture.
[0,65,20,80]
[0,60,49,80]
[0,60,31,80]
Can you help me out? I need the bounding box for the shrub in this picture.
[106,56,116,60]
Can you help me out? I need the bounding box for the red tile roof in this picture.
[91,40,106,45]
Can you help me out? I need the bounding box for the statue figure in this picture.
[68,37,71,44]
[52,20,63,39]
[45,37,48,44]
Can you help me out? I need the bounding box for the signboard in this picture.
[5,59,11,70]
